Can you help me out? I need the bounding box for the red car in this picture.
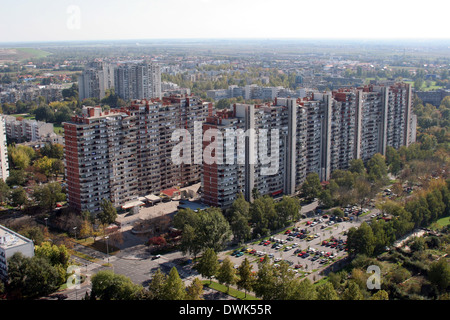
[284,230,291,235]
[294,264,302,269]
[322,240,328,246]
[297,251,306,257]
[306,221,312,225]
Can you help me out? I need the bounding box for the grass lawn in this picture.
[16,47,52,60]
[202,280,259,300]
[11,113,35,120]
[54,124,64,135]
[429,216,450,230]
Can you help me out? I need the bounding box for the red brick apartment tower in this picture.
[64,121,82,211]
[202,109,243,208]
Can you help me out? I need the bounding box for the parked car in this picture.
[231,250,240,256]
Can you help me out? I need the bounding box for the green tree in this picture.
[33,105,55,122]
[236,257,254,298]
[147,268,167,300]
[250,196,275,238]
[428,259,450,291]
[347,222,376,256]
[316,281,339,300]
[0,179,10,204]
[292,278,317,300]
[301,172,322,200]
[228,193,251,243]
[366,153,388,182]
[34,242,70,284]
[6,252,61,299]
[10,187,27,207]
[386,146,402,175]
[97,199,118,225]
[371,290,389,300]
[275,196,301,225]
[195,248,219,284]
[8,146,30,170]
[175,208,231,256]
[162,267,186,300]
[33,182,66,210]
[253,258,277,300]
[186,277,204,300]
[342,281,364,300]
[40,143,64,160]
[216,257,236,293]
[349,158,365,175]
[91,270,143,300]
[6,169,27,187]
[34,156,53,178]
[319,189,334,208]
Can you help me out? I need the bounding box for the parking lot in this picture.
[221,206,374,279]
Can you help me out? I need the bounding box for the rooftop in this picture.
[0,224,33,250]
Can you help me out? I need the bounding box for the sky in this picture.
[0,0,449,43]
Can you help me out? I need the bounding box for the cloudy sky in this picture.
[1,0,449,42]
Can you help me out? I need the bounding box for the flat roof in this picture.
[122,200,145,209]
[178,201,209,212]
[0,224,33,250]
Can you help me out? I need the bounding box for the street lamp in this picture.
[105,236,109,264]
[73,227,77,240]
[44,217,48,229]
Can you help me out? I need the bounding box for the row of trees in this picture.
[316,155,389,210]
[89,268,204,300]
[347,179,450,257]
[194,248,389,300]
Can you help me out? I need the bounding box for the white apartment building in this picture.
[0,224,35,280]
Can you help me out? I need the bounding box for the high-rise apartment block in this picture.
[64,95,211,213]
[202,83,416,208]
[78,61,115,101]
[78,61,161,102]
[0,117,9,181]
[114,62,162,101]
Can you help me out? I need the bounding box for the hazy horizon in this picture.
[1,0,450,44]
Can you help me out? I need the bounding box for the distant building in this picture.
[114,61,161,101]
[78,61,115,101]
[0,224,35,280]
[4,116,54,143]
[415,89,450,107]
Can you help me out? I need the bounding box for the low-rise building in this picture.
[0,224,35,280]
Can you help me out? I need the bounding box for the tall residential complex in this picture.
[114,62,162,101]
[0,117,9,181]
[78,61,115,101]
[202,83,416,208]
[78,61,161,102]
[64,95,211,213]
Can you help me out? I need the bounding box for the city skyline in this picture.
[1,0,450,43]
